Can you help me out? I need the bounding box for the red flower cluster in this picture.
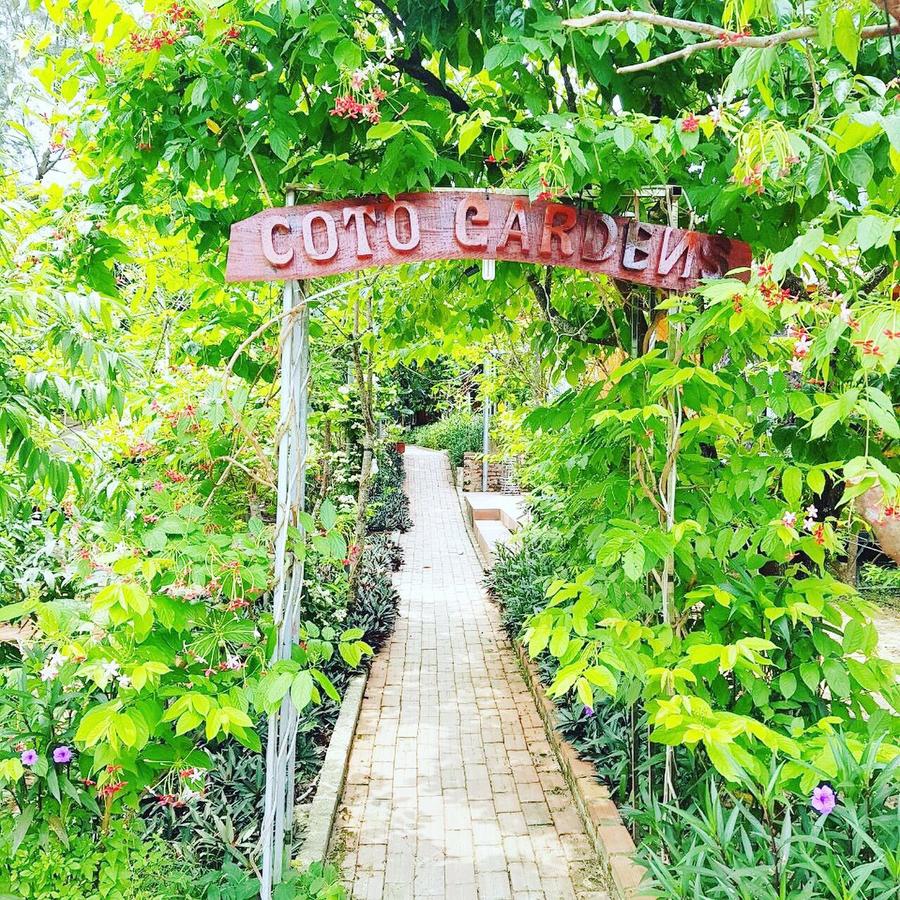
[137,142,152,151]
[760,281,791,309]
[884,329,900,340]
[129,29,179,52]
[166,469,187,483]
[681,114,699,133]
[49,128,70,151]
[168,2,189,22]
[129,440,155,458]
[536,177,563,203]
[813,523,825,545]
[485,154,508,165]
[99,780,126,798]
[742,163,764,193]
[155,793,185,807]
[223,25,241,44]
[330,93,383,123]
[852,338,883,357]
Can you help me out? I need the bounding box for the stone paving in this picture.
[337,446,608,899]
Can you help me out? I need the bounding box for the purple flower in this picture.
[20,749,38,766]
[583,705,594,718]
[811,784,836,816]
[52,746,73,764]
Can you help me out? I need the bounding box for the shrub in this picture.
[859,562,900,594]
[486,531,559,636]
[412,411,483,467]
[349,535,402,652]
[367,446,411,533]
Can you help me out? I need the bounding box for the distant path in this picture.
[337,447,608,899]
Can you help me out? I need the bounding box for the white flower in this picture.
[839,303,853,324]
[117,674,131,689]
[782,511,797,528]
[789,358,804,373]
[805,504,818,519]
[101,659,121,679]
[320,82,333,95]
[804,517,816,531]
[40,664,60,682]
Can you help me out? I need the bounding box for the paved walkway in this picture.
[338,447,607,899]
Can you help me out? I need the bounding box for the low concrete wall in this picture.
[295,673,368,868]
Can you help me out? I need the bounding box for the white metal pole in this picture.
[482,356,490,492]
[260,190,310,899]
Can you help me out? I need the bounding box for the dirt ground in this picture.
[874,605,900,665]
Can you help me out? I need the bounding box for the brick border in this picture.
[512,644,652,900]
[295,672,368,868]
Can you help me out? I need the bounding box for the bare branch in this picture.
[562,10,892,74]
[369,0,470,113]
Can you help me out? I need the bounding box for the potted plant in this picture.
[388,424,406,454]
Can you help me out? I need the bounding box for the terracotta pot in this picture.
[394,441,406,454]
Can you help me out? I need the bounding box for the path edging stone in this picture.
[512,643,653,900]
[295,671,368,869]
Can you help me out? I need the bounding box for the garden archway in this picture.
[225,188,751,898]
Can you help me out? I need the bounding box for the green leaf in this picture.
[269,129,291,162]
[834,7,860,69]
[333,39,361,70]
[458,119,483,156]
[807,469,826,495]
[822,658,850,698]
[782,467,803,506]
[779,671,797,699]
[367,121,404,141]
[839,150,873,187]
[483,43,518,72]
[613,125,634,153]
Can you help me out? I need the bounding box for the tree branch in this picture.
[528,270,617,347]
[370,0,470,112]
[562,10,892,74]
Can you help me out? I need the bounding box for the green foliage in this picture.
[859,563,900,593]
[413,411,483,467]
[633,737,900,899]
[367,446,412,533]
[487,530,561,637]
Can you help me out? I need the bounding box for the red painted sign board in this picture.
[225,190,751,289]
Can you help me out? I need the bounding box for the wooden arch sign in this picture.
[225,190,751,289]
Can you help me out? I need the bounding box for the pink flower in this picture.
[53,746,73,764]
[350,69,365,90]
[21,749,38,766]
[681,114,699,133]
[811,784,836,815]
[793,336,812,358]
[782,511,797,528]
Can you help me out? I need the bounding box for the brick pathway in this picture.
[338,447,608,899]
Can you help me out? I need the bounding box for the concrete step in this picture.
[474,519,512,562]
[463,492,526,532]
